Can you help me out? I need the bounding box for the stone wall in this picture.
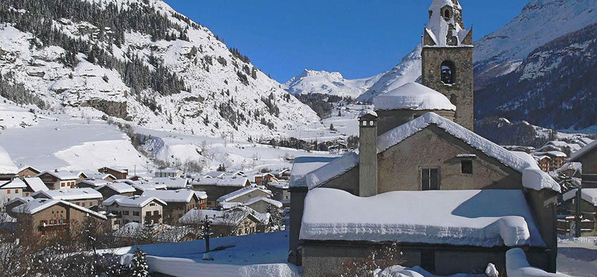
[421,46,474,130]
[377,126,522,193]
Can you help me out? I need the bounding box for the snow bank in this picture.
[305,152,359,189]
[373,83,456,111]
[506,248,569,277]
[375,264,489,277]
[377,113,560,192]
[301,188,544,247]
[562,188,597,206]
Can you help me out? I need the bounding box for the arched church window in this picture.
[444,9,450,19]
[441,61,456,84]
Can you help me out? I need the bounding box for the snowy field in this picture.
[0,105,151,172]
[108,231,299,277]
[287,103,370,141]
[557,236,597,276]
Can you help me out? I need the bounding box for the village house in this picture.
[102,195,167,230]
[265,181,291,206]
[202,171,226,179]
[142,189,207,224]
[36,170,79,190]
[242,197,283,214]
[537,156,552,172]
[12,198,106,237]
[0,178,26,211]
[32,188,103,210]
[560,188,597,236]
[96,182,136,200]
[250,173,278,186]
[5,196,34,218]
[17,166,41,179]
[0,146,22,211]
[289,1,561,275]
[217,186,273,206]
[155,168,184,178]
[179,206,270,237]
[569,140,597,188]
[216,186,282,213]
[533,151,567,171]
[131,182,168,194]
[79,171,117,182]
[191,176,251,207]
[98,166,129,180]
[22,177,49,197]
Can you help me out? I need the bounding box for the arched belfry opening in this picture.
[444,9,450,19]
[441,60,456,84]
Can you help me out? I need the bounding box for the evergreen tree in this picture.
[131,248,149,277]
[266,204,283,232]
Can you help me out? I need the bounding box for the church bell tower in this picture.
[421,0,474,130]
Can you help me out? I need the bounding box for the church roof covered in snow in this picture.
[289,156,338,188]
[0,145,18,175]
[300,188,545,248]
[373,82,456,111]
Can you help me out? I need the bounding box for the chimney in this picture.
[358,110,378,197]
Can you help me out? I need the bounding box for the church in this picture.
[288,0,560,276]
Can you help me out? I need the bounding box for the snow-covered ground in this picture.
[557,236,597,276]
[287,103,370,141]
[107,230,299,277]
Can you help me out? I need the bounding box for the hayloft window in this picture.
[461,160,473,175]
[441,61,456,84]
[422,168,440,190]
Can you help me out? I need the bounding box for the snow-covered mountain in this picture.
[474,0,597,88]
[475,23,597,131]
[284,69,384,99]
[357,45,422,102]
[0,0,321,141]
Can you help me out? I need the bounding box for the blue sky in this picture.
[163,0,529,83]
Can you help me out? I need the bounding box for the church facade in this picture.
[288,1,560,276]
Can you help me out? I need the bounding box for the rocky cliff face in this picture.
[0,0,320,140]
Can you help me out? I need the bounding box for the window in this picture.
[7,190,10,194]
[461,160,473,175]
[81,202,85,207]
[75,202,80,206]
[133,211,140,216]
[150,203,155,206]
[15,189,18,193]
[122,211,129,215]
[422,168,440,190]
[153,211,159,216]
[441,61,456,84]
[89,202,93,207]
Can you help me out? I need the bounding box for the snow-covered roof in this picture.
[301,188,545,248]
[193,176,249,187]
[377,113,560,192]
[266,182,289,189]
[244,197,283,209]
[132,182,167,191]
[22,177,48,192]
[570,140,597,162]
[533,151,567,158]
[427,0,468,47]
[202,171,226,178]
[78,179,111,188]
[142,189,207,203]
[306,152,359,190]
[373,83,456,111]
[562,188,597,206]
[101,182,136,194]
[150,177,188,189]
[17,165,40,174]
[0,145,18,175]
[179,206,269,226]
[0,178,27,189]
[37,170,79,180]
[13,198,106,219]
[33,188,102,200]
[5,196,34,207]
[103,195,166,208]
[99,166,128,173]
[358,109,378,118]
[216,186,272,203]
[289,156,337,188]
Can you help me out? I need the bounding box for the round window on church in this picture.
[441,61,456,84]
